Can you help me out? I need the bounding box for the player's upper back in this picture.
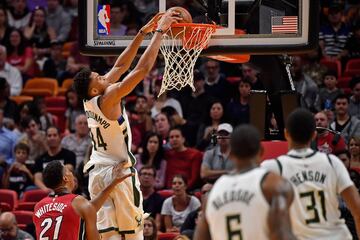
[206,167,270,240]
[83,96,134,166]
[33,193,85,240]
[261,148,354,240]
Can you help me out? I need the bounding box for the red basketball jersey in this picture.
[33,193,85,240]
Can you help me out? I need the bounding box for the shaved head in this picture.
[0,212,16,225]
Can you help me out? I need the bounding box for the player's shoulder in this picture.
[260,158,282,174]
[71,195,93,214]
[325,152,347,168]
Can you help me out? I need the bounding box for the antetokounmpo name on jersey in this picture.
[85,110,110,129]
[212,189,255,210]
[35,202,68,218]
[290,170,326,186]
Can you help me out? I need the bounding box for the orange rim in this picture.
[170,23,217,31]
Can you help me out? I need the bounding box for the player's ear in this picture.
[89,87,99,96]
[256,145,264,165]
[284,128,291,143]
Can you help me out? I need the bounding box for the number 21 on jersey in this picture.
[39,216,63,240]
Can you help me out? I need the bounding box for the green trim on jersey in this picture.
[98,226,135,234]
[130,167,140,207]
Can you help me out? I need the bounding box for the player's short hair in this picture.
[14,142,30,155]
[286,109,315,144]
[43,160,64,189]
[73,68,92,101]
[230,124,261,160]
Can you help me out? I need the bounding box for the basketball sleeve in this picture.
[260,159,281,175]
[329,154,354,194]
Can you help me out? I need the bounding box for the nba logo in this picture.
[97,5,110,35]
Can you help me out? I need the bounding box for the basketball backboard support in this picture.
[79,0,319,56]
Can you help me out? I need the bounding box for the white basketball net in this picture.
[158,24,215,96]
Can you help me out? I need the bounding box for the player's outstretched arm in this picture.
[263,172,297,240]
[72,196,100,240]
[102,11,181,106]
[90,165,134,211]
[104,13,164,83]
[341,186,360,238]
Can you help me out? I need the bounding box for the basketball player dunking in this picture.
[195,125,296,240]
[73,11,181,240]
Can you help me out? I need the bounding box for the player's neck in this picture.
[289,142,310,150]
[53,186,71,195]
[235,161,257,174]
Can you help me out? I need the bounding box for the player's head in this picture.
[285,109,316,146]
[43,160,75,192]
[73,68,110,101]
[230,124,262,166]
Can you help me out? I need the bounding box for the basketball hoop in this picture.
[158,23,216,96]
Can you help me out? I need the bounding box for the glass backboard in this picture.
[79,0,319,56]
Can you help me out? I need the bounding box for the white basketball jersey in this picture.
[261,149,354,240]
[206,168,270,240]
[83,96,135,171]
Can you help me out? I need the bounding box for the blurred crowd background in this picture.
[0,0,360,239]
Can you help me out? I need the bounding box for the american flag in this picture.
[271,16,298,34]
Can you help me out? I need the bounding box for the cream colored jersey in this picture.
[83,96,135,171]
[261,148,354,240]
[206,168,270,240]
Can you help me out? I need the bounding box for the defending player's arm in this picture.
[90,164,134,211]
[263,172,296,240]
[72,196,101,240]
[104,13,164,83]
[101,12,181,107]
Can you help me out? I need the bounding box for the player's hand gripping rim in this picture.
[156,10,183,33]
